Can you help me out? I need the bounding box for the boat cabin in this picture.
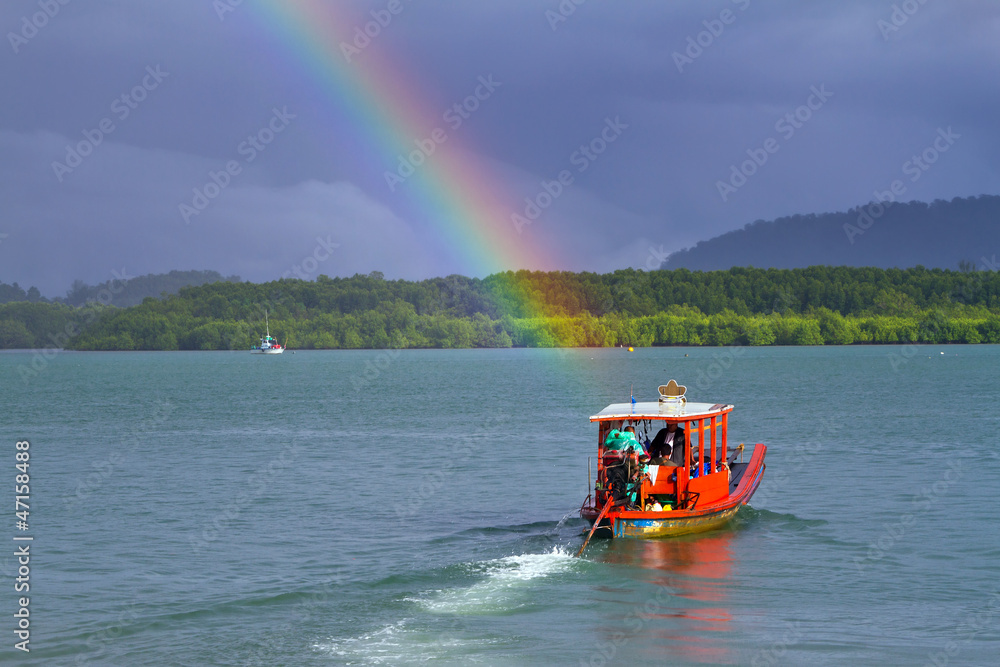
[590,400,737,511]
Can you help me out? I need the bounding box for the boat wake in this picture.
[412,547,576,615]
[314,548,576,663]
[437,513,586,539]
[734,506,829,530]
[313,618,505,665]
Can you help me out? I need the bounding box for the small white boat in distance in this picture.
[250,312,284,355]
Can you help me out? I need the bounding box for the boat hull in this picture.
[251,348,284,354]
[581,503,742,539]
[613,504,741,538]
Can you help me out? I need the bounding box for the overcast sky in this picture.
[1,0,998,296]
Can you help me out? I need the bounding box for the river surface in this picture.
[1,346,998,665]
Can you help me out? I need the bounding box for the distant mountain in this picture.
[63,270,241,307]
[665,195,1000,271]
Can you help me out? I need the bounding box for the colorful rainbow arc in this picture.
[251,0,554,288]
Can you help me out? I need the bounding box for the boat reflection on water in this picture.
[589,527,738,664]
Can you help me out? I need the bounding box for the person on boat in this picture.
[623,425,655,457]
[647,423,684,467]
[604,428,641,453]
[602,427,647,507]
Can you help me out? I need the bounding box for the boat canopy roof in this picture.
[590,401,733,423]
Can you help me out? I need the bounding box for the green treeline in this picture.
[62,270,240,307]
[0,282,44,304]
[0,269,240,307]
[2,266,1000,350]
[0,302,102,349]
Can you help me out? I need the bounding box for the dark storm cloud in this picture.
[1,0,997,295]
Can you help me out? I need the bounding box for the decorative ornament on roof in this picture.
[658,379,687,405]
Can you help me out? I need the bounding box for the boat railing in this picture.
[634,412,731,510]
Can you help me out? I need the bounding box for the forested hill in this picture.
[665,195,1000,271]
[1,270,240,306]
[63,270,241,307]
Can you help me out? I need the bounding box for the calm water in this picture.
[1,346,998,665]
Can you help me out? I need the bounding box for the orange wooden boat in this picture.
[580,382,766,540]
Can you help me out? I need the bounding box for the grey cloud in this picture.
[1,1,998,295]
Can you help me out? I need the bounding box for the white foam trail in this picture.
[314,620,409,664]
[418,547,575,615]
[314,619,500,664]
[315,549,576,662]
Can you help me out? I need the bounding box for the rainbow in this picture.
[249,1,556,286]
